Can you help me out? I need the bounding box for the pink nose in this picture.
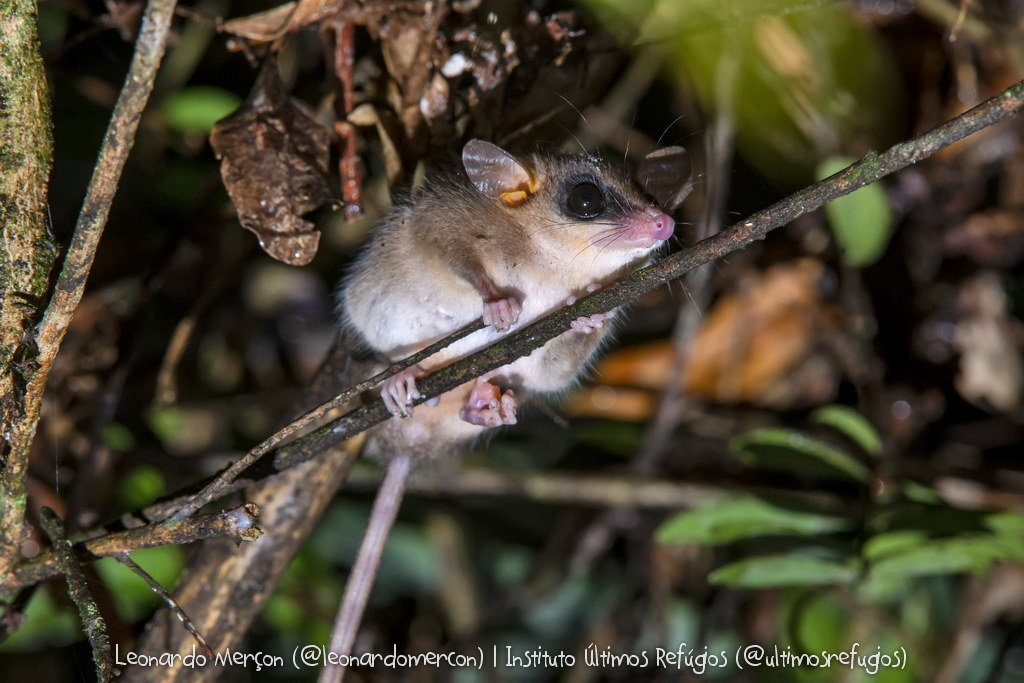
[651,212,675,240]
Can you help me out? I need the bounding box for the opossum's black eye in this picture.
[565,182,605,219]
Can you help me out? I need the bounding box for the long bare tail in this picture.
[319,454,413,683]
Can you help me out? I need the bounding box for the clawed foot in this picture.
[381,365,425,417]
[566,283,617,335]
[570,310,617,334]
[483,296,521,332]
[459,376,517,427]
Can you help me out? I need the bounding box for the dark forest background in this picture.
[3,0,1024,680]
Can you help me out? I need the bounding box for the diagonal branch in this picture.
[1,503,262,593]
[170,320,482,520]
[167,78,1024,518]
[0,0,180,575]
[114,553,215,658]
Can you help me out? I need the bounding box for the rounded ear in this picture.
[462,139,534,199]
[636,146,693,212]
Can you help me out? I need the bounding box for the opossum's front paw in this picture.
[381,365,424,417]
[566,284,617,335]
[483,296,521,332]
[459,378,517,427]
[570,309,617,334]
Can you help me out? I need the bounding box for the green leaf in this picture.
[817,155,894,267]
[985,511,1024,537]
[656,496,850,545]
[731,428,872,483]
[811,405,882,456]
[786,592,849,654]
[862,530,928,561]
[102,422,136,452]
[710,554,858,588]
[116,465,166,511]
[863,536,1024,597]
[162,86,242,134]
[901,481,942,504]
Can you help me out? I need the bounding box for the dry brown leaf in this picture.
[589,340,675,390]
[211,63,331,266]
[684,258,835,403]
[565,259,839,420]
[562,386,657,421]
[220,0,341,43]
[944,210,1024,267]
[954,272,1023,412]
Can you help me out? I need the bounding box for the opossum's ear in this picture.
[636,146,693,213]
[462,139,538,207]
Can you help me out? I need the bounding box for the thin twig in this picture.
[0,0,179,575]
[40,508,115,682]
[2,503,262,593]
[170,320,482,520]
[114,553,215,658]
[636,107,736,471]
[565,110,737,575]
[36,0,179,360]
[331,19,362,219]
[344,467,729,509]
[154,280,219,406]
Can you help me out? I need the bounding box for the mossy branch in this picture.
[0,0,58,577]
[40,508,115,683]
[0,0,179,576]
[1,503,262,593]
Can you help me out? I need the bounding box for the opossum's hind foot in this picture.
[381,364,425,417]
[459,375,517,427]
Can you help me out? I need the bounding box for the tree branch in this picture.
[0,0,58,578]
[171,320,482,520]
[114,553,215,658]
[40,508,115,682]
[0,503,261,593]
[0,0,179,576]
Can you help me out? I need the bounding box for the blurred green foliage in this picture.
[161,86,242,135]
[581,0,904,184]
[710,555,859,588]
[810,405,882,457]
[115,464,165,513]
[659,406,1024,607]
[731,426,872,482]
[0,591,80,652]
[656,496,850,545]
